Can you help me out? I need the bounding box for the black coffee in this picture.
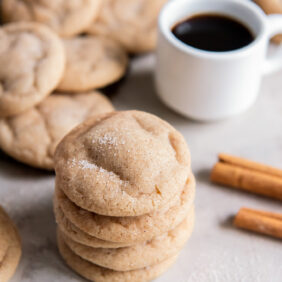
[172,14,254,52]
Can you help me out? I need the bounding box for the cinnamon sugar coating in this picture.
[55,111,191,216]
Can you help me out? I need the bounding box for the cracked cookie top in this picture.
[0,22,65,118]
[0,92,114,170]
[1,0,102,37]
[57,36,128,92]
[86,0,167,53]
[54,110,190,216]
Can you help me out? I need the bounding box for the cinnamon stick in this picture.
[234,207,282,239]
[219,153,282,178]
[211,154,282,201]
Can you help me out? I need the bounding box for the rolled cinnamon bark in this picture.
[218,154,282,178]
[234,207,282,239]
[211,154,282,201]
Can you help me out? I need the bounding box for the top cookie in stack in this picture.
[55,110,190,216]
[54,110,195,282]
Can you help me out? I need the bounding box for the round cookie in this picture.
[254,0,282,43]
[86,0,167,53]
[57,36,128,92]
[1,0,102,37]
[0,92,114,170]
[61,210,194,272]
[0,22,65,118]
[0,206,21,282]
[54,110,190,217]
[55,204,132,249]
[58,232,179,282]
[55,175,195,243]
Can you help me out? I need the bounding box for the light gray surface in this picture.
[1,53,282,282]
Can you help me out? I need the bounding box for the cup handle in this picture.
[263,15,282,75]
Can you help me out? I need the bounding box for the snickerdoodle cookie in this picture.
[254,0,282,43]
[60,210,194,272]
[0,22,65,118]
[55,205,132,249]
[55,175,195,244]
[86,0,167,53]
[1,0,102,37]
[54,111,190,217]
[0,92,113,170]
[57,36,128,92]
[58,231,179,282]
[0,206,21,282]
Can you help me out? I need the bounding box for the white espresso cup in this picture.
[155,0,282,121]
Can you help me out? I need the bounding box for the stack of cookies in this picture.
[54,110,196,282]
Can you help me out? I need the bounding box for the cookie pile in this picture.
[0,21,118,170]
[53,111,196,282]
[1,0,167,54]
[0,0,168,171]
[0,206,21,282]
